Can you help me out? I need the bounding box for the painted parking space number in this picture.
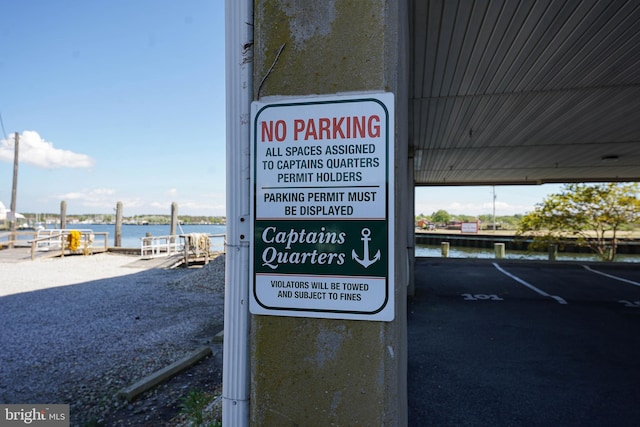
[618,300,640,308]
[462,293,504,301]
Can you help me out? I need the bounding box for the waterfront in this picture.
[54,223,226,250]
[415,229,640,262]
[415,243,640,263]
[6,224,640,262]
[88,223,225,249]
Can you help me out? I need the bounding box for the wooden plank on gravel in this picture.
[117,346,212,402]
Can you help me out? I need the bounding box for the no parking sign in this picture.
[249,93,395,321]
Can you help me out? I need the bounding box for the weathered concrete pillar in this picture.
[407,156,416,297]
[548,244,558,261]
[252,1,408,425]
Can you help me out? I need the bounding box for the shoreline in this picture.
[415,229,640,255]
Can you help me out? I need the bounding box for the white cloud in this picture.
[53,188,118,210]
[44,187,226,216]
[148,197,226,216]
[415,186,545,217]
[415,199,531,217]
[415,196,534,217]
[0,131,95,169]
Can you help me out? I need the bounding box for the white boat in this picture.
[0,200,26,230]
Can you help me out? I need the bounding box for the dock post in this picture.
[441,242,450,257]
[60,201,67,230]
[170,202,178,236]
[495,243,505,259]
[170,202,179,250]
[115,201,123,247]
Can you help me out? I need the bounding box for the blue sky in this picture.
[0,1,562,217]
[1,0,225,216]
[414,184,563,218]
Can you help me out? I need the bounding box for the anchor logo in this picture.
[352,228,381,268]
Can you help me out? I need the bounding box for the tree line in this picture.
[417,183,640,261]
[416,210,523,230]
[20,213,227,225]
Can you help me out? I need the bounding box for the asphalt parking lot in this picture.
[408,258,640,426]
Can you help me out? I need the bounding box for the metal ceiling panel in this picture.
[410,0,640,186]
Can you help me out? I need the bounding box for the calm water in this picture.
[11,224,638,262]
[64,223,227,250]
[416,243,640,263]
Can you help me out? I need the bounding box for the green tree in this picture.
[431,209,451,225]
[517,183,640,261]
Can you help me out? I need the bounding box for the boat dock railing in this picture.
[0,230,38,249]
[28,229,109,260]
[182,233,225,266]
[140,233,226,264]
[140,235,183,258]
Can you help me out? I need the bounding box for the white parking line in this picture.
[492,263,568,305]
[582,265,640,287]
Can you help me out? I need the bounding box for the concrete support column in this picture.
[252,1,408,425]
[407,154,416,297]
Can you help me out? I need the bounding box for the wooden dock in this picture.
[0,246,109,263]
[0,247,34,263]
[0,229,109,262]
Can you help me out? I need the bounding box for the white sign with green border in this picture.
[250,92,394,321]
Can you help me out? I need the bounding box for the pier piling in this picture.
[495,243,505,259]
[441,242,450,257]
[115,201,123,247]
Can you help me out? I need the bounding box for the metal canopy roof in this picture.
[409,0,640,186]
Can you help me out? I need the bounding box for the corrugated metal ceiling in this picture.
[409,0,640,185]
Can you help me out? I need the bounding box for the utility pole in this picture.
[9,132,19,248]
[492,186,497,231]
[11,132,19,217]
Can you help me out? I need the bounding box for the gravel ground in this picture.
[0,252,225,426]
